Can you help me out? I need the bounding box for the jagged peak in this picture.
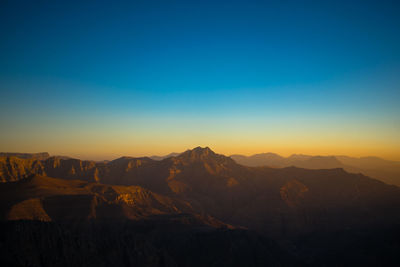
[179,146,216,158]
[175,147,238,167]
[192,146,214,154]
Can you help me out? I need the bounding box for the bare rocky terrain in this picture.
[1,147,400,266]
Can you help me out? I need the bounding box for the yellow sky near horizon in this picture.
[2,141,398,162]
[1,112,399,161]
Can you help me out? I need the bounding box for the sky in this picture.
[0,0,400,160]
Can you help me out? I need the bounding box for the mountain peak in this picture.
[178,147,221,161]
[174,147,237,172]
[192,146,214,154]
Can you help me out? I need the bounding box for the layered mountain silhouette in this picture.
[1,147,400,266]
[1,147,400,234]
[231,152,400,186]
[150,152,180,161]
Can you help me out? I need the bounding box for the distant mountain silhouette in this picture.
[231,153,400,186]
[150,152,181,161]
[230,152,285,167]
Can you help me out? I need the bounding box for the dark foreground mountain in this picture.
[1,147,400,266]
[0,220,295,267]
[0,175,294,266]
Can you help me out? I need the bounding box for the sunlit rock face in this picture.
[7,198,51,222]
[0,157,46,182]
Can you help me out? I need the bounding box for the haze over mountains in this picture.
[1,147,400,266]
[231,153,400,186]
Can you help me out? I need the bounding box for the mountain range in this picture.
[1,147,400,266]
[231,152,400,186]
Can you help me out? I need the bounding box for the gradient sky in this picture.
[1,0,400,160]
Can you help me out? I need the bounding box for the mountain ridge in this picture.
[2,147,400,236]
[231,152,400,186]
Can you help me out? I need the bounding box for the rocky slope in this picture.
[0,175,231,229]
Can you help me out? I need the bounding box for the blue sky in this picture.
[1,0,399,159]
